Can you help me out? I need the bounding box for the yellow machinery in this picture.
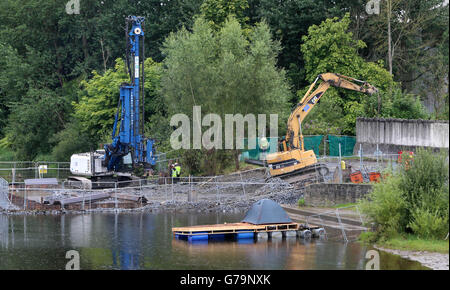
[266,73,378,182]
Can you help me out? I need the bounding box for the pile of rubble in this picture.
[137,176,303,213]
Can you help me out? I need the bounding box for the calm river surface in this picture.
[0,212,428,270]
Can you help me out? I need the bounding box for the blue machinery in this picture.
[103,16,157,172]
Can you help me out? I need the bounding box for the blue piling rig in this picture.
[103,16,157,172]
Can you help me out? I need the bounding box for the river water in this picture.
[0,212,428,270]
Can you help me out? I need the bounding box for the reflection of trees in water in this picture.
[0,215,11,248]
[110,213,141,270]
[171,236,317,270]
[285,239,317,270]
[313,241,368,270]
[0,214,431,270]
[69,214,93,247]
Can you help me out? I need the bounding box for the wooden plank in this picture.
[172,222,290,233]
[171,222,320,236]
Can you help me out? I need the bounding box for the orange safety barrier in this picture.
[350,171,364,184]
[369,172,381,183]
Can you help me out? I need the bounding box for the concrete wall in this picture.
[355,118,449,154]
[304,183,373,207]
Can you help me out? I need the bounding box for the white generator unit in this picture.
[70,150,108,177]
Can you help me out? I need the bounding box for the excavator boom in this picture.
[287,73,377,150]
[266,73,378,182]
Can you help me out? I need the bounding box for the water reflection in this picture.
[0,212,429,270]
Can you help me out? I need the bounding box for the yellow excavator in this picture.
[266,73,378,183]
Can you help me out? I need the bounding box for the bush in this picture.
[359,176,408,238]
[359,148,449,241]
[408,208,449,240]
[298,198,305,207]
[399,148,449,214]
[51,120,99,162]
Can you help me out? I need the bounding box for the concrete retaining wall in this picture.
[355,118,449,154]
[304,183,373,207]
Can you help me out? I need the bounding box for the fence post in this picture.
[215,176,220,203]
[165,178,168,201]
[12,162,16,185]
[115,182,118,210]
[376,143,379,170]
[359,143,362,171]
[24,187,27,210]
[171,177,174,201]
[82,188,85,211]
[189,175,192,201]
[336,208,348,243]
[355,205,365,232]
[338,143,343,184]
[239,172,247,200]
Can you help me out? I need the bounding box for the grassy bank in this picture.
[360,232,449,253]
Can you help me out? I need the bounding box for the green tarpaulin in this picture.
[328,135,356,157]
[241,135,356,159]
[241,137,278,160]
[303,135,323,157]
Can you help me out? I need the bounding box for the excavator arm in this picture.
[284,73,378,151]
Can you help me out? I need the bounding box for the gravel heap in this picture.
[1,169,304,215]
[139,177,303,213]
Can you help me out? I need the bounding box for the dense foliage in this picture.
[161,16,291,174]
[299,14,428,135]
[0,0,448,164]
[360,148,449,240]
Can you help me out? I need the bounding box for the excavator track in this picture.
[267,163,329,186]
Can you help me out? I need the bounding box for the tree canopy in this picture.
[0,0,447,163]
[299,14,427,135]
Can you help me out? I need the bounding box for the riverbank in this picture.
[374,246,449,270]
[360,232,449,270]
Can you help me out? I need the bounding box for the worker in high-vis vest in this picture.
[174,162,181,182]
[171,163,177,183]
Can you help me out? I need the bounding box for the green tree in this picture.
[200,0,250,29]
[358,0,449,92]
[3,89,71,159]
[161,16,291,173]
[251,0,349,92]
[299,14,427,135]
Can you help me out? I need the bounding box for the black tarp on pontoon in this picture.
[242,199,292,225]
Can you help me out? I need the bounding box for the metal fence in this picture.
[304,205,367,243]
[319,152,403,183]
[0,152,411,212]
[0,177,15,210]
[0,161,71,183]
[5,168,298,211]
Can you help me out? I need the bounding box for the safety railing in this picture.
[0,161,71,183]
[304,205,367,243]
[0,177,16,211]
[6,168,300,212]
